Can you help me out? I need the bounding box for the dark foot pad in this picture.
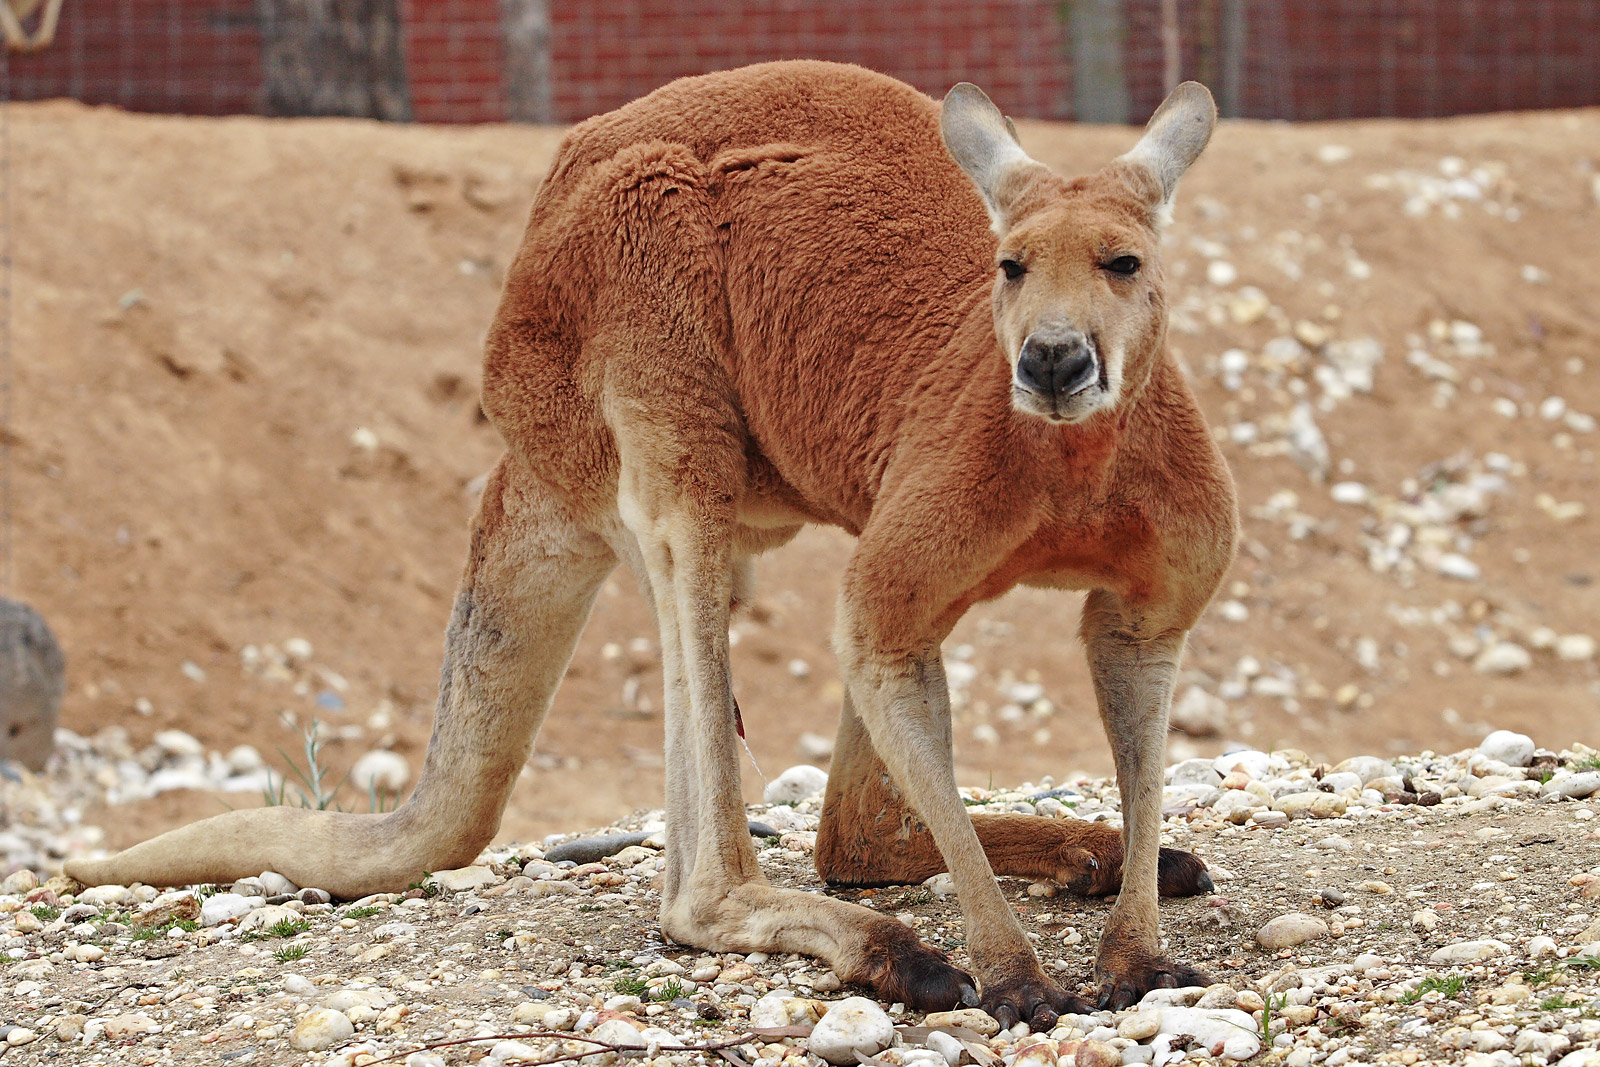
[1095,954,1212,1011]
[981,971,1094,1032]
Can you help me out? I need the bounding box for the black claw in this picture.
[959,983,981,1007]
[1028,1004,1058,1031]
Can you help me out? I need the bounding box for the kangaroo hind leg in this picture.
[67,454,614,896]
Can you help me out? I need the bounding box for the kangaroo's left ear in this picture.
[1117,81,1216,216]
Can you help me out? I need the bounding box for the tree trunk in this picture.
[500,0,552,123]
[259,0,411,120]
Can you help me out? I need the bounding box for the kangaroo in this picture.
[67,61,1238,1026]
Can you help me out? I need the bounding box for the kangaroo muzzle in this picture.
[1016,329,1099,399]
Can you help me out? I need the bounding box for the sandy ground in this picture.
[4,98,1597,847]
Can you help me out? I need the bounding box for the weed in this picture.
[130,927,160,942]
[1400,975,1469,1004]
[406,876,440,899]
[274,945,310,963]
[1522,965,1559,987]
[891,888,934,908]
[576,903,604,913]
[1571,755,1600,770]
[1258,993,1287,1043]
[262,719,401,813]
[344,906,381,919]
[29,904,59,922]
[268,918,311,939]
[654,978,689,1002]
[1566,957,1600,973]
[1530,767,1556,784]
[497,929,515,942]
[613,975,650,997]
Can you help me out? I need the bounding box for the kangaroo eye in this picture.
[999,259,1026,281]
[1103,255,1141,276]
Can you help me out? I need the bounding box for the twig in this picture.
[359,1028,769,1066]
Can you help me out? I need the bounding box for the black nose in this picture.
[1016,332,1098,397]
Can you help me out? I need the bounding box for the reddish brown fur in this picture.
[487,61,1233,642]
[68,60,1238,1024]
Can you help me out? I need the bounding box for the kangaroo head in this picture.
[941,81,1216,425]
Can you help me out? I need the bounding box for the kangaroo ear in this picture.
[1118,81,1216,212]
[941,83,1037,229]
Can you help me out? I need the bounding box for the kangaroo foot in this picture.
[978,963,1093,1031]
[1093,945,1212,1011]
[855,920,979,1012]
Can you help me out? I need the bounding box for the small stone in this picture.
[258,871,299,896]
[1543,771,1600,799]
[1206,261,1238,287]
[1257,913,1330,949]
[238,904,302,934]
[290,1008,355,1051]
[65,944,105,963]
[764,765,829,804]
[53,1015,85,1042]
[1151,1006,1261,1060]
[1473,643,1531,675]
[1527,935,1557,958]
[101,1014,159,1040]
[1429,939,1508,965]
[999,1040,1050,1067]
[4,1027,35,1046]
[925,1030,964,1067]
[751,990,823,1027]
[1556,634,1597,662]
[1117,1009,1161,1041]
[807,997,895,1065]
[428,866,498,893]
[1074,1039,1121,1067]
[924,1009,1000,1037]
[284,974,316,995]
[1435,553,1482,582]
[350,749,411,794]
[2,869,39,895]
[1168,757,1223,787]
[200,893,263,926]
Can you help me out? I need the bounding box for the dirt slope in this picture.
[5,99,1597,846]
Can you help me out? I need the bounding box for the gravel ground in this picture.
[3,732,1600,1067]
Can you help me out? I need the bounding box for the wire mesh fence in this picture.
[1,1,1598,125]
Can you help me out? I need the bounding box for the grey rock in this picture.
[543,832,654,864]
[0,599,64,771]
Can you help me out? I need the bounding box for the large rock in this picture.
[1257,913,1330,949]
[1476,730,1535,767]
[764,765,829,804]
[807,996,894,1065]
[0,599,65,771]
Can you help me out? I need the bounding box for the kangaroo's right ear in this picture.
[941,83,1040,231]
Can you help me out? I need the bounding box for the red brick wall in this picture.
[7,0,262,117]
[403,0,507,123]
[545,0,1071,125]
[6,0,1600,124]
